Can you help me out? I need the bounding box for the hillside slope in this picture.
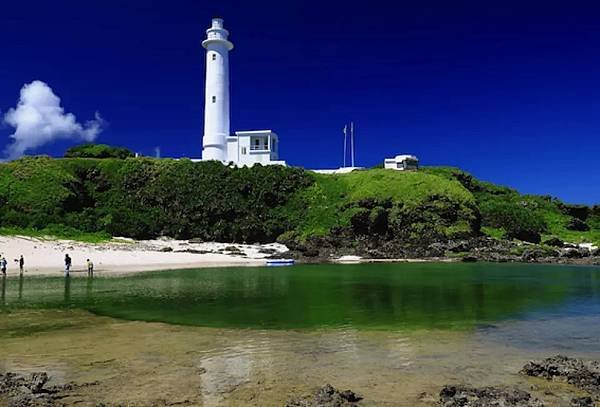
[0,157,597,262]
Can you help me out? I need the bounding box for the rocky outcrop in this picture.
[285,384,362,406]
[439,385,543,406]
[521,355,600,399]
[279,232,600,266]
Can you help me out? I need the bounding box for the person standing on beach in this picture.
[19,255,24,274]
[64,254,72,277]
[86,258,94,277]
[0,256,7,275]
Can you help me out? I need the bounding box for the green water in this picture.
[1,262,599,330]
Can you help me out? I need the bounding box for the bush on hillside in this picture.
[0,157,313,243]
[64,143,134,159]
[479,200,546,243]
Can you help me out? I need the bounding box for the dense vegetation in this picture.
[423,167,600,245]
[64,143,134,159]
[0,156,597,248]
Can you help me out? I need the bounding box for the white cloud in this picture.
[3,80,103,159]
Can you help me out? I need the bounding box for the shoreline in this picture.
[1,235,598,278]
[0,236,285,277]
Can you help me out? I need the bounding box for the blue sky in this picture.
[1,1,599,204]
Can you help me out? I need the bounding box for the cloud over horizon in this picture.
[3,80,103,159]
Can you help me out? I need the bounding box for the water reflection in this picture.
[63,275,71,305]
[18,274,23,301]
[86,275,94,301]
[0,263,599,330]
[1,275,5,307]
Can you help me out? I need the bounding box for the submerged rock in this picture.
[521,355,600,398]
[439,385,543,406]
[286,384,363,406]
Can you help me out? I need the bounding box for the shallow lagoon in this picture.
[1,262,600,405]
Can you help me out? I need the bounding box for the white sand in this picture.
[0,236,289,276]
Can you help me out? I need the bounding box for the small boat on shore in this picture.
[266,259,295,267]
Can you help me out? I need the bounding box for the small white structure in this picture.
[313,167,364,174]
[226,130,285,166]
[384,155,419,171]
[201,18,285,166]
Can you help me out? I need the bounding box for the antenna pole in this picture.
[350,121,355,167]
[343,125,347,168]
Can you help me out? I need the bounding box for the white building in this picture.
[226,130,285,166]
[202,18,285,166]
[384,155,419,171]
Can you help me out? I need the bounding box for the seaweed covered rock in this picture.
[521,355,600,398]
[286,384,363,406]
[439,385,543,406]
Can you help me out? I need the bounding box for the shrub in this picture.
[64,143,134,159]
[479,200,546,243]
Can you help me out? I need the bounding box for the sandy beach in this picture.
[0,236,289,276]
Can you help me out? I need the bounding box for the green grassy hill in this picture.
[0,156,597,249]
[423,166,600,246]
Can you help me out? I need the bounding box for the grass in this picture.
[286,169,476,239]
[0,226,112,243]
[423,166,600,247]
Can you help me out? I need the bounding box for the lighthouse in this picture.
[200,18,285,166]
[202,17,233,162]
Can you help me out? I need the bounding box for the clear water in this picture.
[1,262,599,331]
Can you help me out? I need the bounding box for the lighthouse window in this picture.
[212,53,216,61]
[212,96,216,103]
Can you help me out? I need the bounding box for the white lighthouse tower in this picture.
[199,17,285,166]
[202,17,233,161]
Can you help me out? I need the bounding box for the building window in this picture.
[212,96,216,103]
[212,53,216,61]
[241,147,247,155]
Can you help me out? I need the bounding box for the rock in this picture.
[521,355,600,398]
[542,237,564,248]
[561,248,590,259]
[286,384,363,406]
[461,256,478,263]
[571,396,594,407]
[521,247,560,262]
[28,372,49,394]
[439,385,543,406]
[446,240,472,253]
[176,249,212,254]
[0,371,99,406]
[566,218,590,232]
[159,247,173,252]
[188,238,204,244]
